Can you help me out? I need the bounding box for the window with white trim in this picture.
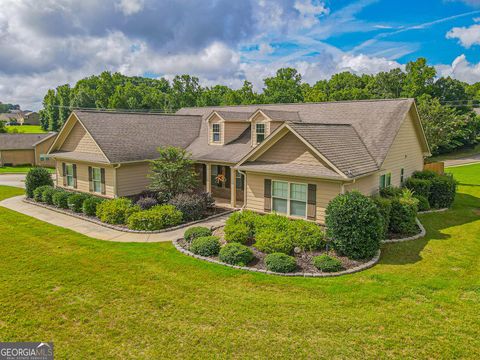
[39,154,50,161]
[379,173,392,190]
[400,168,405,184]
[272,181,307,218]
[256,123,265,144]
[212,123,221,143]
[92,167,102,193]
[66,164,74,187]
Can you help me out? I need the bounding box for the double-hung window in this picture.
[66,164,74,187]
[92,167,102,193]
[212,123,221,143]
[272,181,307,218]
[379,173,392,190]
[400,168,405,184]
[256,123,265,144]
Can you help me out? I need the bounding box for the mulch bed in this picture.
[386,224,422,240]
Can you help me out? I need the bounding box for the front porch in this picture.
[195,163,245,209]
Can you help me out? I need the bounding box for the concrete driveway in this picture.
[0,174,27,188]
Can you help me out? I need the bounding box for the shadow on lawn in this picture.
[379,192,480,266]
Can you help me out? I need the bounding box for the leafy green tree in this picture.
[148,146,198,203]
[0,121,6,133]
[401,58,436,98]
[43,89,59,131]
[56,84,71,128]
[170,75,202,109]
[366,69,405,98]
[263,68,303,103]
[432,77,468,104]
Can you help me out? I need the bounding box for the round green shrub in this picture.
[224,222,251,244]
[127,204,183,231]
[412,170,437,180]
[219,243,254,266]
[190,236,221,257]
[325,191,382,260]
[254,214,294,254]
[42,186,58,205]
[414,195,430,212]
[52,191,69,209]
[379,186,402,198]
[96,198,140,225]
[25,167,53,198]
[168,192,214,222]
[184,226,212,242]
[389,197,418,235]
[67,193,88,213]
[264,253,297,273]
[33,185,52,202]
[288,220,325,251]
[429,175,456,209]
[82,196,104,216]
[403,177,431,198]
[224,210,259,240]
[313,254,343,272]
[372,196,392,239]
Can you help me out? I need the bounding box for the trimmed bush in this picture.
[219,243,254,266]
[168,192,214,222]
[136,197,158,210]
[389,196,418,235]
[42,187,58,205]
[264,253,297,273]
[82,196,104,216]
[184,226,212,242]
[325,191,382,260]
[255,213,293,254]
[379,186,402,198]
[412,170,437,180]
[25,167,53,198]
[372,196,392,239]
[96,198,140,225]
[313,254,343,272]
[288,220,325,251]
[52,191,69,209]
[67,193,88,213]
[127,204,183,231]
[414,195,430,212]
[224,210,259,241]
[190,236,221,257]
[224,222,251,244]
[33,185,52,202]
[429,175,456,208]
[403,177,431,198]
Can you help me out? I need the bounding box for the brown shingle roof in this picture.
[50,151,109,163]
[260,109,301,122]
[72,110,202,163]
[237,160,342,179]
[0,133,53,150]
[215,111,252,121]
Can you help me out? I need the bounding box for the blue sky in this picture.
[0,0,480,110]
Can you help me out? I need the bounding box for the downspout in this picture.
[342,178,356,193]
[113,163,121,198]
[237,169,247,210]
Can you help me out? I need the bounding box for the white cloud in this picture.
[436,54,480,83]
[446,23,480,47]
[293,0,329,28]
[116,0,144,15]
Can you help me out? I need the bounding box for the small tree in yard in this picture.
[148,146,198,203]
[25,167,54,198]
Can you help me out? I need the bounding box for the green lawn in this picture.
[0,165,479,358]
[6,125,46,134]
[0,166,55,174]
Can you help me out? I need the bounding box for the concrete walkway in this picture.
[0,195,230,243]
[444,153,480,167]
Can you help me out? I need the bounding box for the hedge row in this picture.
[404,170,457,209]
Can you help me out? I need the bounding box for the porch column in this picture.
[230,167,237,208]
[206,163,212,194]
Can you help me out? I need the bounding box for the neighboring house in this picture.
[47,99,430,223]
[0,133,57,167]
[0,111,40,125]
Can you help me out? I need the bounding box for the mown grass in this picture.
[0,166,55,174]
[0,165,479,359]
[6,125,46,133]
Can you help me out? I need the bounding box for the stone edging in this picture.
[418,207,448,214]
[23,198,235,234]
[173,239,381,278]
[381,218,426,244]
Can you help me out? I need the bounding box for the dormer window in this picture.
[212,123,221,143]
[256,123,265,144]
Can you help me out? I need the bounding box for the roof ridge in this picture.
[74,109,201,117]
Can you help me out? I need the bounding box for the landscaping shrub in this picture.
[372,196,392,239]
[379,186,402,198]
[41,186,57,205]
[82,196,104,216]
[33,185,52,202]
[325,191,382,260]
[219,243,254,266]
[412,170,437,180]
[168,192,214,221]
[25,167,53,198]
[389,192,419,235]
[255,214,294,254]
[414,195,431,212]
[313,254,343,272]
[224,210,259,240]
[189,236,221,257]
[184,226,212,242]
[136,196,158,210]
[287,220,325,251]
[403,177,431,198]
[224,223,251,244]
[96,198,140,225]
[429,175,457,208]
[264,253,297,273]
[52,191,69,209]
[127,205,183,231]
[67,193,88,213]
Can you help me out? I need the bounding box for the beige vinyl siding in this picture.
[60,121,104,154]
[0,149,35,166]
[55,161,115,198]
[116,162,152,197]
[245,172,342,224]
[224,122,249,143]
[34,135,56,167]
[208,119,224,145]
[251,112,283,146]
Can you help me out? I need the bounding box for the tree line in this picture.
[40,57,480,156]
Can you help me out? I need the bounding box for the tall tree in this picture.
[43,89,59,131]
[401,58,436,98]
[56,84,71,128]
[263,68,303,103]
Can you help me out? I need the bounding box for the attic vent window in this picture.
[256,123,265,144]
[212,123,220,143]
